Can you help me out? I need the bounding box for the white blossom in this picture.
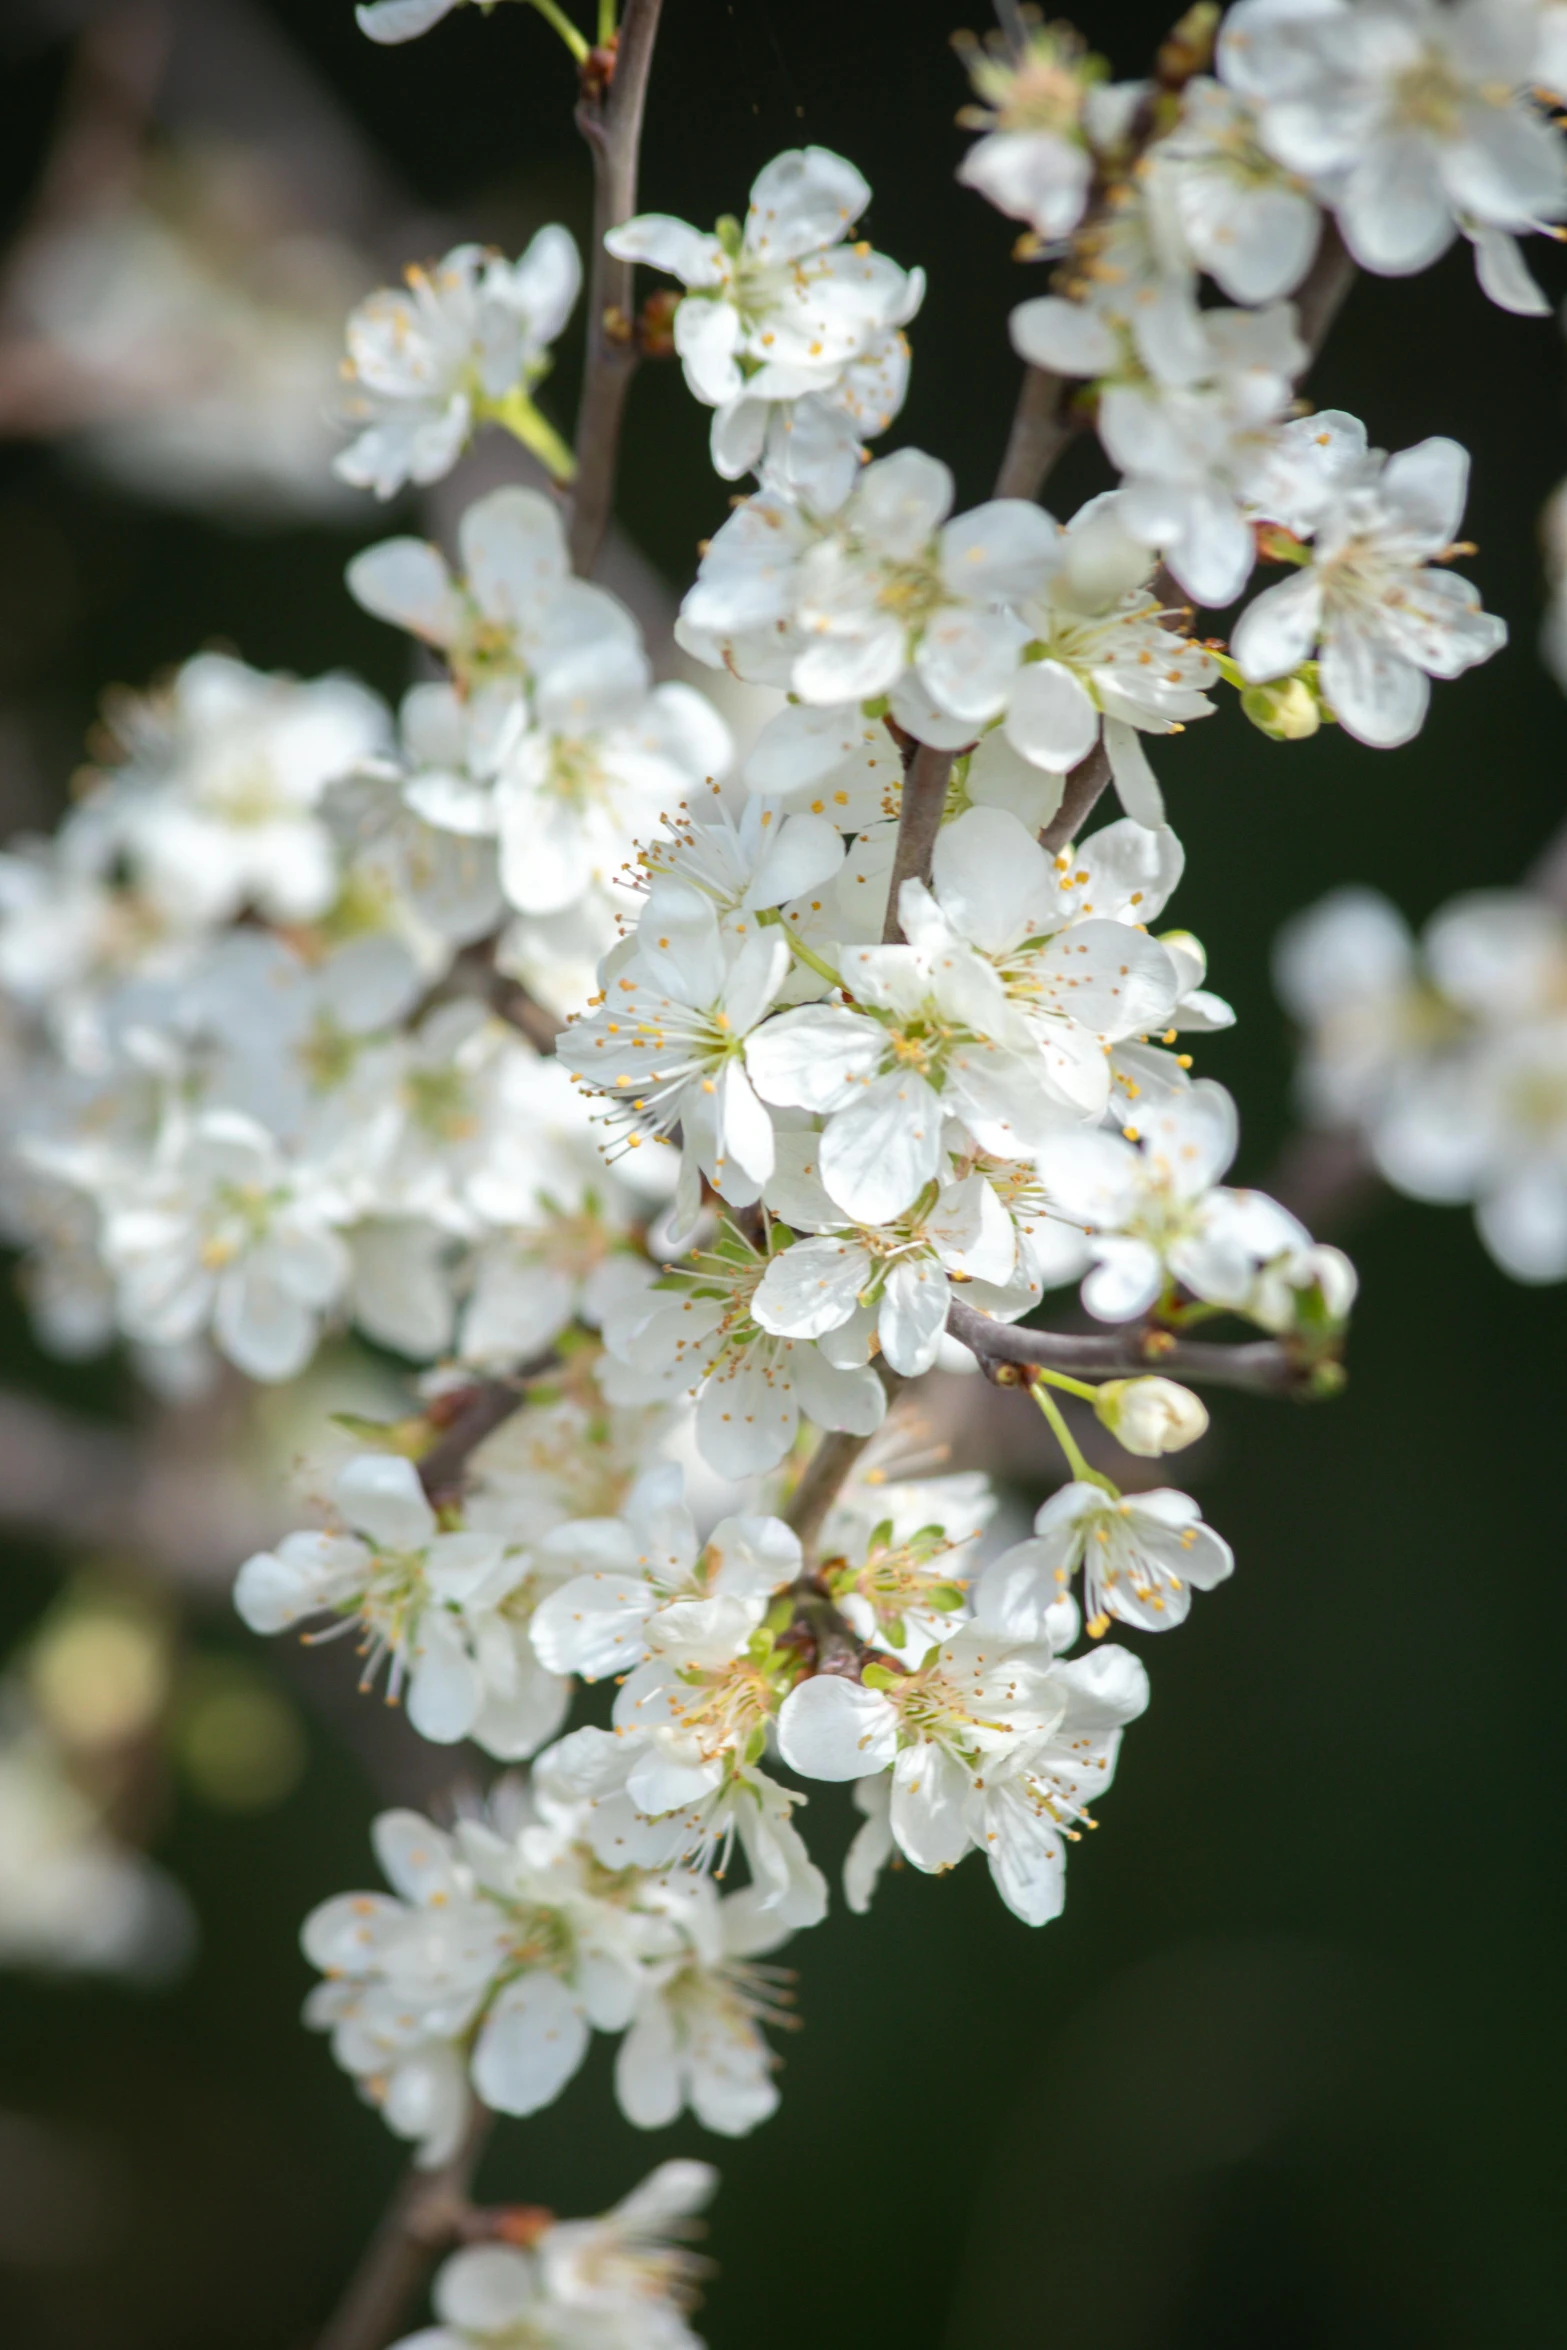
[607,148,923,492]
[1150,74,1323,302]
[559,904,788,1209]
[598,1231,886,1479]
[335,231,581,497]
[1233,435,1506,747]
[1219,0,1567,305]
[96,1108,351,1382]
[235,1452,570,1756]
[302,1802,692,2154]
[530,1466,800,1683]
[955,13,1097,243]
[978,1482,1233,1638]
[1040,1078,1323,1325]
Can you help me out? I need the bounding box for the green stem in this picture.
[1029,1379,1117,1494]
[526,0,590,61]
[480,387,578,481]
[597,0,617,41]
[761,911,846,995]
[1029,1363,1102,1407]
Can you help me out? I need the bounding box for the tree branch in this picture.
[417,1374,545,1503]
[880,744,957,943]
[945,1294,1331,1397]
[568,0,664,576]
[992,361,1077,503]
[317,2098,492,2350]
[784,1369,905,1554]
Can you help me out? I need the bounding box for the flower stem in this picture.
[1029,1363,1103,1407]
[481,387,577,481]
[527,0,590,62]
[1029,1377,1117,1492]
[762,911,845,994]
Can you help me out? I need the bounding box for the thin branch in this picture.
[568,0,665,576]
[1292,219,1356,371]
[784,1429,879,1551]
[784,1369,906,1554]
[1039,737,1112,853]
[880,744,957,943]
[945,1295,1329,1397]
[317,2099,492,2350]
[417,1375,542,1502]
[992,361,1077,503]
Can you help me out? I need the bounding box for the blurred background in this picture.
[1,2,1564,2344]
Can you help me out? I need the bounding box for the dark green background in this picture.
[2,3,1564,2344]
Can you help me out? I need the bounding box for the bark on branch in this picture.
[316,2100,492,2350]
[945,1295,1331,1398]
[880,744,957,944]
[568,0,664,576]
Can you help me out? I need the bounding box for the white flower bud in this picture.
[1094,1376,1209,1457]
[1240,674,1321,741]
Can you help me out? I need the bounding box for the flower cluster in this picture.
[2,1,1553,2337]
[608,147,925,506]
[392,2159,716,2350]
[304,1780,807,2154]
[1278,878,1567,1281]
[561,782,1347,1475]
[0,618,689,1384]
[336,228,582,497]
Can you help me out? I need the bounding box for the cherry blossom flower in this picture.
[1232,435,1507,746]
[235,1452,570,1756]
[335,232,581,497]
[1151,74,1322,301]
[1039,1078,1319,1324]
[530,1466,800,1683]
[607,147,922,491]
[96,1109,351,1382]
[598,1230,886,1478]
[954,14,1098,241]
[347,485,637,693]
[978,1484,1234,1638]
[1220,0,1567,304]
[97,652,389,930]
[558,903,789,1209]
[750,1168,1032,1378]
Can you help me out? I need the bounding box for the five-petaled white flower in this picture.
[979,1482,1234,1638]
[1233,435,1506,747]
[335,231,580,497]
[236,1452,570,1756]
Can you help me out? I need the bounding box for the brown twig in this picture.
[880,744,958,943]
[784,1429,879,1552]
[316,2098,492,2350]
[568,0,665,576]
[784,1369,906,1554]
[417,1373,548,1504]
[992,360,1077,503]
[945,1295,1330,1398]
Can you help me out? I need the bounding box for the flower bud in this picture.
[1290,1243,1359,1326]
[1240,675,1321,741]
[1094,1376,1209,1457]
